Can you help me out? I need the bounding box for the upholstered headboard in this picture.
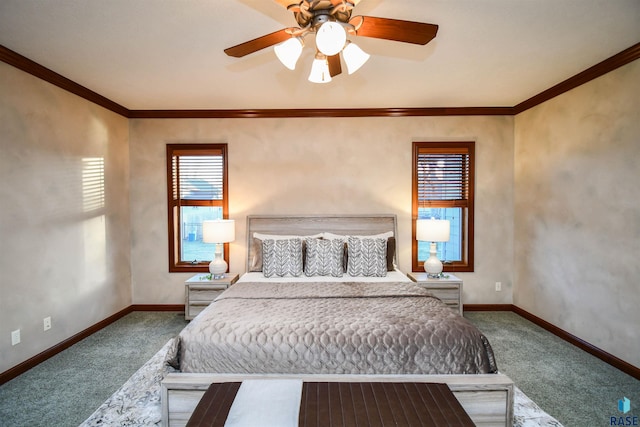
[245,214,398,272]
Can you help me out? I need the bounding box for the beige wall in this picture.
[514,59,640,367]
[4,52,638,375]
[0,62,131,373]
[129,115,514,305]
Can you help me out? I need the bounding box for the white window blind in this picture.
[416,149,470,208]
[176,155,224,201]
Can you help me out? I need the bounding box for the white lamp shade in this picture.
[308,56,332,83]
[416,219,450,242]
[342,41,370,74]
[315,21,346,56]
[202,219,235,243]
[274,37,303,70]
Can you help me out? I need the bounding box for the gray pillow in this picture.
[249,237,263,272]
[262,238,303,277]
[304,238,344,277]
[347,237,387,277]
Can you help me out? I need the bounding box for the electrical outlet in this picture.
[43,317,52,331]
[11,329,21,346]
[495,282,502,292]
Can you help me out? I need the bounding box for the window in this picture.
[166,144,228,272]
[412,141,474,272]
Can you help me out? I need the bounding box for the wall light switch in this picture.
[11,329,20,346]
[43,317,52,331]
[495,282,502,292]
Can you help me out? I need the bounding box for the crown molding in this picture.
[1,42,639,119]
[128,106,514,119]
[513,42,640,114]
[0,45,130,117]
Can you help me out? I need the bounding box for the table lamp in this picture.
[202,219,235,279]
[416,218,450,278]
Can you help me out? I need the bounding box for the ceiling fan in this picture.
[224,0,439,83]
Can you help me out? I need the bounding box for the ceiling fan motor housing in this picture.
[294,1,354,28]
[312,12,331,28]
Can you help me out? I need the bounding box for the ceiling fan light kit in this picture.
[342,40,370,74]
[308,53,332,83]
[276,18,368,82]
[315,21,347,56]
[274,37,304,70]
[225,0,439,84]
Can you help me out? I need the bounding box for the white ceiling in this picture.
[1,0,639,111]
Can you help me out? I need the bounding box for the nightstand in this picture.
[184,273,239,320]
[407,272,463,315]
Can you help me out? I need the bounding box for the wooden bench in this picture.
[186,381,475,426]
[162,373,514,427]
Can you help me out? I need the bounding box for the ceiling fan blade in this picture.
[335,0,362,5]
[224,29,294,58]
[273,0,299,8]
[273,0,361,11]
[327,54,342,77]
[326,0,361,7]
[349,16,438,45]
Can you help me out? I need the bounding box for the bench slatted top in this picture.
[186,381,475,427]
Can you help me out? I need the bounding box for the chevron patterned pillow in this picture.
[262,238,303,277]
[304,238,344,277]
[347,237,388,277]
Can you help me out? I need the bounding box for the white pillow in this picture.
[322,231,393,241]
[254,232,323,240]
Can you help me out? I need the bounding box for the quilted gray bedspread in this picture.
[178,281,498,375]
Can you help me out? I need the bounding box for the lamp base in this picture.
[423,242,443,278]
[209,250,227,280]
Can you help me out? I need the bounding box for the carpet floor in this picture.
[0,312,188,427]
[465,312,639,426]
[0,311,637,426]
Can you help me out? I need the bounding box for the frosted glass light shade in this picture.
[416,219,450,242]
[308,56,332,83]
[315,21,346,56]
[342,41,370,74]
[274,37,303,70]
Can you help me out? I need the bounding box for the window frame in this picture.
[411,141,475,272]
[166,144,229,273]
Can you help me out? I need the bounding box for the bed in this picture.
[162,215,514,426]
